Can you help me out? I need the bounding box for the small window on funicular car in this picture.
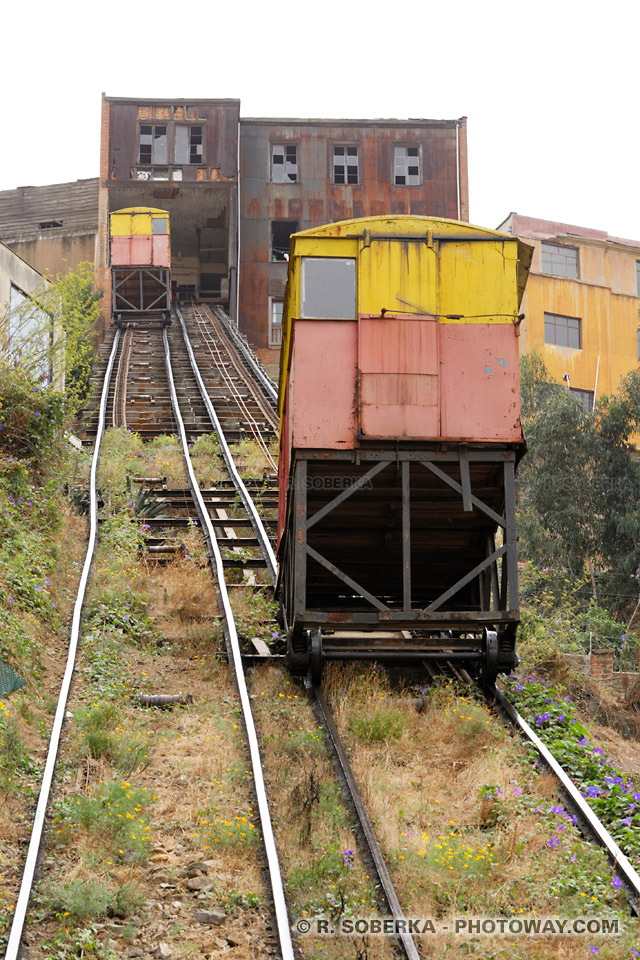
[300,258,356,319]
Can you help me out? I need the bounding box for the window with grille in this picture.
[544,312,582,349]
[393,145,421,185]
[272,144,298,183]
[269,300,283,346]
[541,242,579,278]
[139,125,167,164]
[333,145,359,185]
[570,388,594,413]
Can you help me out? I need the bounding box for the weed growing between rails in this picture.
[323,664,638,959]
[97,431,187,512]
[19,431,275,959]
[249,664,393,960]
[228,440,278,480]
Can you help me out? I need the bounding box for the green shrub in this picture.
[348,705,409,743]
[0,367,66,471]
[39,878,143,921]
[53,779,154,862]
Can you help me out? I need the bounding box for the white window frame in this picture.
[332,144,359,185]
[269,298,283,347]
[271,143,298,183]
[393,145,422,186]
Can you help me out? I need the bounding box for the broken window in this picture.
[272,144,297,183]
[139,125,167,165]
[300,258,356,319]
[541,242,579,279]
[333,145,359,185]
[271,221,298,262]
[174,125,203,164]
[544,312,582,349]
[269,300,283,347]
[39,220,63,229]
[394,145,421,185]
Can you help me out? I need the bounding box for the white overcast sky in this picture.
[3,0,639,239]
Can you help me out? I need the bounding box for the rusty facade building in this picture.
[239,117,468,355]
[0,97,468,362]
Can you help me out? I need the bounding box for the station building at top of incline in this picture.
[0,96,468,371]
[498,213,640,410]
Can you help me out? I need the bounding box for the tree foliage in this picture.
[55,263,102,411]
[518,354,640,614]
[0,262,101,414]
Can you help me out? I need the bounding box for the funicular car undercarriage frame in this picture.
[279,445,520,684]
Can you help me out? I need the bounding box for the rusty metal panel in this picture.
[152,235,170,267]
[359,314,439,438]
[292,320,357,448]
[439,323,522,442]
[131,236,152,263]
[110,236,131,265]
[109,103,139,180]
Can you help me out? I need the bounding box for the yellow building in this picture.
[498,214,640,410]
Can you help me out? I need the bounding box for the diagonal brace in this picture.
[422,460,506,527]
[307,461,388,530]
[307,545,389,612]
[424,545,507,613]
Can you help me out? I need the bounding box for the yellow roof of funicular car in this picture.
[278,214,533,414]
[109,207,171,237]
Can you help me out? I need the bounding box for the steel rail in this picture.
[304,679,421,960]
[5,328,121,960]
[175,307,277,584]
[162,326,293,960]
[112,325,133,428]
[189,305,277,471]
[211,305,278,407]
[488,680,640,911]
[447,665,640,913]
[200,304,279,431]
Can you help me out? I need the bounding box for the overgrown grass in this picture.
[348,705,409,743]
[228,440,277,479]
[97,430,186,510]
[324,662,636,956]
[38,877,144,921]
[53,779,155,863]
[250,665,384,944]
[74,702,150,776]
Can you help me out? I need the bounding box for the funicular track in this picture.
[5,313,292,960]
[9,305,640,960]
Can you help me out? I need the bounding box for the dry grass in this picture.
[250,664,394,960]
[324,663,638,959]
[17,435,278,958]
[228,440,278,479]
